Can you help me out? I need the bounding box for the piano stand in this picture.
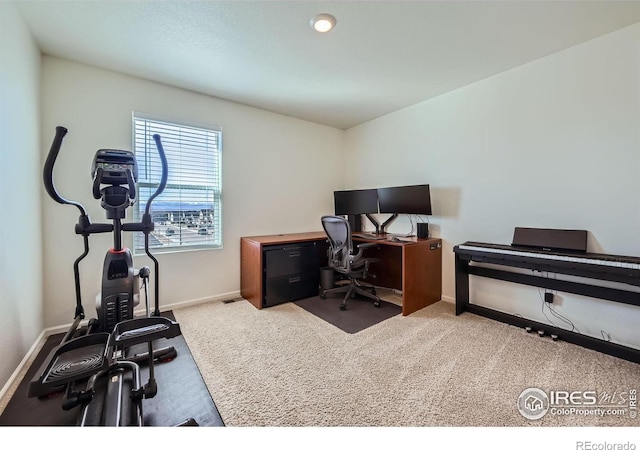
[455,244,640,364]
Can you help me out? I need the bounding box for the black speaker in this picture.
[417,222,429,239]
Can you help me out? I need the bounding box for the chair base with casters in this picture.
[320,277,381,311]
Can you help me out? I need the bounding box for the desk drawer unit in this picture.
[263,243,323,307]
[264,271,320,307]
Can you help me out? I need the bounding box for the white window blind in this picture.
[132,114,222,253]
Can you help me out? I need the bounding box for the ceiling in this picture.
[16,0,640,130]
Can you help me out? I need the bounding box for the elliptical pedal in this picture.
[28,332,111,398]
[112,316,182,347]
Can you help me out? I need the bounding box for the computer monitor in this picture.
[377,184,432,215]
[333,189,380,233]
[333,189,378,215]
[377,184,431,234]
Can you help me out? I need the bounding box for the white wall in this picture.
[345,24,640,350]
[41,57,344,328]
[0,2,43,390]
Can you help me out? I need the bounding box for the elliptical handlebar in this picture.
[147,134,168,214]
[43,126,87,216]
[144,134,168,318]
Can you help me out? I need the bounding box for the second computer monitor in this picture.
[377,184,432,215]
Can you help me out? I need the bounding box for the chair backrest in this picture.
[321,215,353,274]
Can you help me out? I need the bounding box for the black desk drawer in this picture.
[264,271,320,307]
[264,244,322,279]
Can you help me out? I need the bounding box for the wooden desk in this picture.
[354,235,442,316]
[240,232,442,316]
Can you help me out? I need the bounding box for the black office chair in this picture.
[320,215,381,311]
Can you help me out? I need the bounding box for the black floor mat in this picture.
[0,312,224,427]
[294,294,401,334]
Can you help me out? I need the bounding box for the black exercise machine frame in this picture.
[30,125,193,426]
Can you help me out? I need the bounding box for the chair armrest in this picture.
[356,242,378,250]
[350,242,378,260]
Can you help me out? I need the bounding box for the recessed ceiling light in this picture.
[310,13,336,33]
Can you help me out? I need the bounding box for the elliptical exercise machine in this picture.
[29,126,187,426]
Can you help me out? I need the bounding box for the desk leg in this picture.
[402,242,441,316]
[455,255,469,316]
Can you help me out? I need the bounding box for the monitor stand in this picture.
[365,214,381,234]
[379,213,398,234]
[348,214,384,235]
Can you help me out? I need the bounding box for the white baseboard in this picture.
[0,290,241,411]
[0,329,48,414]
[441,294,455,304]
[161,290,241,311]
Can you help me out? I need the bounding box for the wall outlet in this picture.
[544,292,554,303]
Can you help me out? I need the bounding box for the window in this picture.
[132,113,222,253]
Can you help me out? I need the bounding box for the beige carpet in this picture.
[173,297,640,427]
